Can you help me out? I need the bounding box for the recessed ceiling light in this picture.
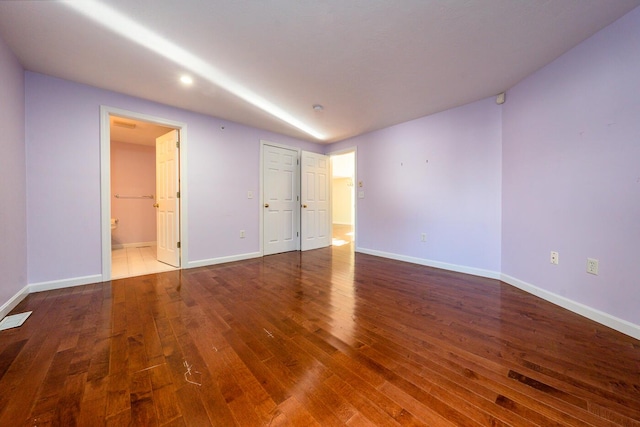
[313,104,324,111]
[180,75,193,85]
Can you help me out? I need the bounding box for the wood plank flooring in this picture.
[1,244,639,426]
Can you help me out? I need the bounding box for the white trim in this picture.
[0,285,30,320]
[4,248,638,341]
[186,252,262,269]
[501,273,640,340]
[354,246,640,339]
[356,247,502,280]
[29,274,103,293]
[100,106,188,281]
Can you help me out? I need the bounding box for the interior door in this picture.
[263,145,299,255]
[156,130,180,267]
[301,151,331,251]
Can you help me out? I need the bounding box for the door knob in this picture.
[264,203,269,208]
[302,204,308,208]
[153,203,159,208]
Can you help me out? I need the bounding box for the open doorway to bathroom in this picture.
[109,115,179,279]
[100,106,188,281]
[331,150,356,249]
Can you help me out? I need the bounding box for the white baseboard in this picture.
[355,247,640,340]
[0,285,30,320]
[356,247,502,280]
[186,251,262,269]
[111,241,156,250]
[29,274,104,293]
[4,251,638,341]
[501,273,640,340]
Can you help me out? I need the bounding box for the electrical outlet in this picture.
[550,251,559,265]
[420,233,426,242]
[587,258,599,275]
[240,230,245,239]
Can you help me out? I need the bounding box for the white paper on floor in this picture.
[0,311,33,331]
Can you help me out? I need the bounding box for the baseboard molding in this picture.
[186,251,263,269]
[356,247,501,280]
[29,274,104,294]
[501,273,640,340]
[111,241,156,250]
[0,285,30,320]
[355,247,640,340]
[5,251,638,341]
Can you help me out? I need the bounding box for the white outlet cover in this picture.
[587,258,599,275]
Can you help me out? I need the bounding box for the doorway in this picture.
[330,151,356,249]
[261,141,331,255]
[100,107,187,281]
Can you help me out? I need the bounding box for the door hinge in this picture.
[296,232,299,237]
[297,195,299,201]
[177,241,181,249]
[176,141,180,149]
[177,191,180,198]
[297,159,299,165]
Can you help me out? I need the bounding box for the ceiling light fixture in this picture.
[63,1,326,141]
[313,104,324,111]
[180,75,194,85]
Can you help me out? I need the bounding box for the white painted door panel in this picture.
[301,151,331,251]
[263,145,299,255]
[156,130,180,267]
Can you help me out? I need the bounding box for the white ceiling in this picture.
[1,0,638,144]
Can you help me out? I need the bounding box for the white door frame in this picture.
[100,106,188,281]
[259,140,301,254]
[328,147,358,249]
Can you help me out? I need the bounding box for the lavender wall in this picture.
[502,7,640,326]
[25,72,322,285]
[110,141,156,246]
[0,34,27,309]
[10,4,640,338]
[330,98,502,274]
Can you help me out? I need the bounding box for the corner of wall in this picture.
[0,285,29,320]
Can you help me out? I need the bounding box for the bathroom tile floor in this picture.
[111,244,178,279]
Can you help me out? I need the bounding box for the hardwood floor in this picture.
[1,244,639,426]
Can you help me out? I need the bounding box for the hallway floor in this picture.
[332,223,354,247]
[111,245,178,279]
